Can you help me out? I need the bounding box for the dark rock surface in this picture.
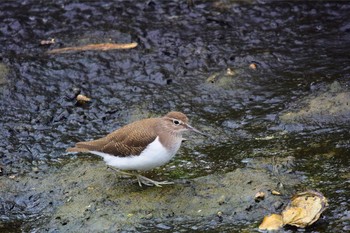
[0,0,349,232]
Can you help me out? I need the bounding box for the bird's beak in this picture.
[185,124,208,137]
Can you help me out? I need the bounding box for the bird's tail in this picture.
[66,141,97,153]
[66,146,90,153]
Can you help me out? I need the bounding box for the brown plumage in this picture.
[66,111,206,187]
[66,111,190,157]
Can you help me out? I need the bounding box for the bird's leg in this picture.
[135,174,174,187]
[107,166,173,187]
[107,166,134,177]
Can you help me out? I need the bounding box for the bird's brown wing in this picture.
[66,118,159,156]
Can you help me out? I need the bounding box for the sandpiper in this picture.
[67,111,206,187]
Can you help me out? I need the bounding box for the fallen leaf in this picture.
[282,190,328,228]
[259,190,328,230]
[259,214,284,231]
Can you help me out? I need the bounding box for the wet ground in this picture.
[0,0,350,232]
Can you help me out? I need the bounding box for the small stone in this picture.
[156,223,171,230]
[255,191,266,201]
[217,195,226,205]
[76,94,91,105]
[249,63,257,70]
[217,211,223,222]
[272,190,282,195]
[226,67,236,76]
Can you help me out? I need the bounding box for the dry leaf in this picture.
[259,190,328,230]
[282,190,328,228]
[259,214,284,231]
[282,207,304,224]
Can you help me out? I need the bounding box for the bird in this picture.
[67,111,206,187]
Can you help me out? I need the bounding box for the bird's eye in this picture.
[173,119,180,125]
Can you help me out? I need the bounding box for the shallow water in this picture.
[1,0,349,232]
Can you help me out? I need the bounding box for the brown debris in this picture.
[249,63,257,70]
[76,94,91,102]
[226,68,236,76]
[47,42,138,54]
[40,38,56,45]
[271,190,282,195]
[282,190,328,228]
[259,214,284,231]
[76,94,91,106]
[255,191,266,201]
[259,190,328,230]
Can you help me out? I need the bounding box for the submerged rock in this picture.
[279,81,350,128]
[0,158,300,232]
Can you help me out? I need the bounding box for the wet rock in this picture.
[0,159,300,232]
[0,0,349,232]
[280,81,350,127]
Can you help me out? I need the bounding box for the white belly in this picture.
[90,136,181,171]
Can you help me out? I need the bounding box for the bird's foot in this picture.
[136,174,174,187]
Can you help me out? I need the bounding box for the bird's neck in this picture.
[156,128,182,151]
